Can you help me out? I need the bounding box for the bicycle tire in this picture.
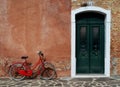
[9,63,26,81]
[40,62,56,80]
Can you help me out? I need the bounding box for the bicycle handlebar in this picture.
[37,51,46,61]
[37,51,44,56]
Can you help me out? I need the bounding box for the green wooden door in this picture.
[76,12,104,74]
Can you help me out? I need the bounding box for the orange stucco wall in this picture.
[0,0,71,77]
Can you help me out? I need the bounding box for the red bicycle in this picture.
[9,51,56,81]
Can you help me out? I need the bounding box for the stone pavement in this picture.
[0,77,120,87]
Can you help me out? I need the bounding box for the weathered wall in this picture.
[72,0,120,75]
[0,0,71,77]
[1,0,120,77]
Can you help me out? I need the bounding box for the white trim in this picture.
[71,6,111,77]
[71,74,109,78]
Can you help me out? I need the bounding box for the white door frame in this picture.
[71,6,111,77]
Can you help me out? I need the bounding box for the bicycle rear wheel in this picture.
[40,62,56,80]
[9,63,25,81]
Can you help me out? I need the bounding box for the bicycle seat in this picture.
[21,56,28,59]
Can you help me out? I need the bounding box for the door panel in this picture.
[76,25,89,73]
[90,25,104,73]
[76,24,104,74]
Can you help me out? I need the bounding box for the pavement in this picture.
[0,77,120,87]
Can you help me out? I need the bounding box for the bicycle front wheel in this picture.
[9,63,26,81]
[40,62,56,80]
